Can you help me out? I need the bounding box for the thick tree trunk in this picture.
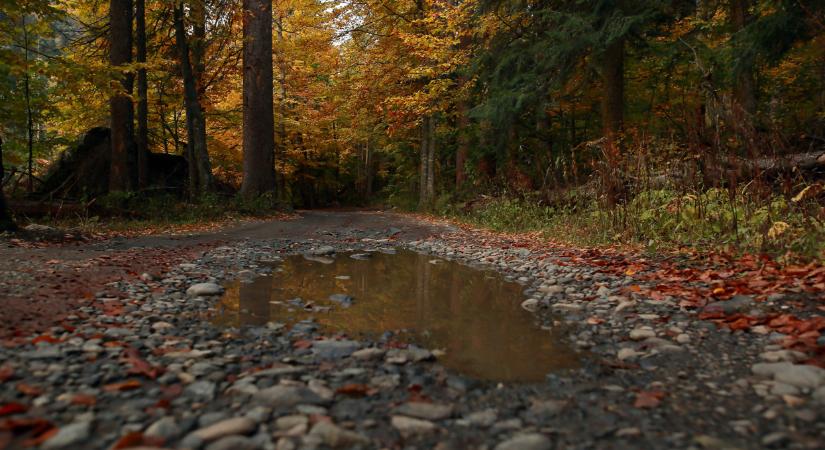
[426,115,436,202]
[0,137,16,231]
[456,103,469,189]
[174,3,213,197]
[109,0,135,192]
[241,0,276,197]
[729,0,757,117]
[135,0,149,189]
[189,0,213,193]
[601,36,625,154]
[419,116,429,208]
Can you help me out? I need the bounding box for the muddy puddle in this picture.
[215,249,578,382]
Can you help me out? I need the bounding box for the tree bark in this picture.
[456,103,469,189]
[109,0,135,192]
[135,0,149,189]
[0,137,16,231]
[601,36,625,154]
[729,0,757,117]
[241,0,276,197]
[419,116,429,208]
[174,3,213,197]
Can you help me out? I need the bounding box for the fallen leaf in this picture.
[0,404,27,417]
[335,384,375,397]
[21,424,58,447]
[0,367,13,384]
[31,335,60,345]
[292,339,313,349]
[634,391,665,409]
[70,394,97,407]
[110,431,163,449]
[15,384,43,397]
[103,380,142,392]
[121,347,163,379]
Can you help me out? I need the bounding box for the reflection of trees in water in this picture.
[214,250,578,381]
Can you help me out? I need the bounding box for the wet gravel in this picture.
[1,212,824,449]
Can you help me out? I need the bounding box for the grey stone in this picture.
[703,295,753,314]
[394,402,454,421]
[185,380,217,400]
[43,421,92,449]
[145,416,181,441]
[205,435,259,450]
[193,417,257,442]
[774,364,825,389]
[187,283,224,296]
[307,422,369,448]
[312,340,360,359]
[494,433,551,450]
[391,415,436,437]
[257,384,325,408]
[464,409,498,427]
[308,245,336,256]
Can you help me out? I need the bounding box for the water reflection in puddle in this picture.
[215,249,578,382]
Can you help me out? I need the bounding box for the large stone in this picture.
[308,246,335,256]
[752,362,794,378]
[307,422,369,448]
[394,402,454,421]
[257,384,325,408]
[145,416,181,441]
[205,435,259,450]
[391,416,436,437]
[773,364,825,389]
[187,283,224,296]
[43,421,92,449]
[193,417,257,442]
[494,433,551,450]
[703,295,754,314]
[312,340,360,359]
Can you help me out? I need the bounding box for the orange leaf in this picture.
[634,391,665,409]
[103,380,142,392]
[15,384,42,397]
[335,384,375,397]
[70,394,97,407]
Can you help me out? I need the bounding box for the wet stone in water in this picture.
[215,250,578,381]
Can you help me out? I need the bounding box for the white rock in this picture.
[629,327,655,340]
[394,402,454,421]
[494,433,551,450]
[192,417,257,442]
[752,362,794,378]
[43,421,92,449]
[774,364,825,389]
[520,299,540,312]
[186,282,224,296]
[675,334,690,344]
[760,350,807,363]
[391,416,436,437]
[307,422,368,448]
[618,348,645,361]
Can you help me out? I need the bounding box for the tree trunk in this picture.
[135,0,149,189]
[419,116,429,208]
[0,137,16,231]
[109,0,135,193]
[456,103,469,190]
[241,0,276,197]
[601,36,625,154]
[729,0,757,117]
[426,115,436,202]
[189,0,213,192]
[174,3,213,197]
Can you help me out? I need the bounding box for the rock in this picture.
[675,333,690,344]
[520,299,540,312]
[187,283,224,296]
[152,321,174,332]
[312,340,360,359]
[257,384,324,408]
[464,409,497,427]
[629,327,655,340]
[328,294,354,307]
[275,415,309,430]
[394,402,454,421]
[771,382,800,396]
[308,246,336,256]
[205,435,259,450]
[761,432,789,447]
[539,285,564,294]
[185,380,217,400]
[760,350,807,363]
[145,416,181,441]
[615,427,641,437]
[193,417,257,442]
[617,348,644,361]
[703,295,753,314]
[351,347,384,360]
[43,421,92,449]
[350,253,372,260]
[307,422,369,448]
[752,362,794,378]
[813,386,825,403]
[391,416,436,437]
[773,364,825,389]
[494,433,551,450]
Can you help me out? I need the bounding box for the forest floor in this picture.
[1,209,824,450]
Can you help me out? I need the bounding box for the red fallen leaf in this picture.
[122,347,163,379]
[15,384,42,397]
[0,418,53,435]
[31,335,60,345]
[728,317,754,331]
[70,394,97,407]
[0,366,13,383]
[587,317,605,325]
[634,391,665,409]
[103,379,142,392]
[111,431,164,449]
[293,340,313,349]
[335,384,375,397]
[21,424,58,447]
[0,403,27,417]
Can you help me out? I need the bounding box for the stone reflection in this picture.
[216,250,578,382]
